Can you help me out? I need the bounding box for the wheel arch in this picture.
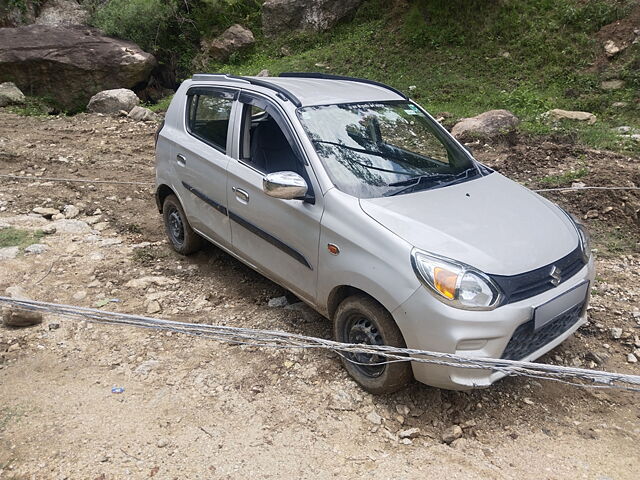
[327,285,390,320]
[156,184,176,212]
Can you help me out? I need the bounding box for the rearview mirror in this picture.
[263,171,308,200]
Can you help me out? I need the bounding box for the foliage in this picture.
[540,168,589,187]
[0,227,44,249]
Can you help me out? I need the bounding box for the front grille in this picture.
[501,301,584,361]
[491,246,585,305]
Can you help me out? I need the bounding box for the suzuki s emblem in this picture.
[550,266,562,286]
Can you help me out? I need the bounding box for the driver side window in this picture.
[239,103,302,175]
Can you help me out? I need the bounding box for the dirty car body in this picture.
[155,73,595,392]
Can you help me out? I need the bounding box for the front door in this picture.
[226,93,323,303]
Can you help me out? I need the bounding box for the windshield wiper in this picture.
[386,167,477,196]
[312,140,415,175]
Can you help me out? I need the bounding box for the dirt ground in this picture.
[0,111,638,479]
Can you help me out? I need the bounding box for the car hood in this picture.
[359,172,578,276]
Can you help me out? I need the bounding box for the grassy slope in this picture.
[209,0,639,153]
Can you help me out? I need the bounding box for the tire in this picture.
[333,294,413,394]
[162,194,203,255]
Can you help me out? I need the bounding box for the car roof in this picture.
[189,73,407,107]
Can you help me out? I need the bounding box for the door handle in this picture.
[176,154,186,167]
[232,187,249,203]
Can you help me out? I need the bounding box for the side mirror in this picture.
[263,171,308,200]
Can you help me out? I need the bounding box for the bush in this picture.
[91,0,176,52]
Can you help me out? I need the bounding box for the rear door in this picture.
[173,87,238,248]
[226,92,323,303]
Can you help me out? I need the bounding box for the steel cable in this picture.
[1,297,638,392]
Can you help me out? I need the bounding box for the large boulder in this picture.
[35,0,89,27]
[0,0,38,28]
[262,0,364,37]
[0,82,25,107]
[0,25,156,111]
[87,88,140,114]
[201,24,255,62]
[451,110,520,141]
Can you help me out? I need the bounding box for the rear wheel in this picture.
[333,295,413,394]
[162,194,203,255]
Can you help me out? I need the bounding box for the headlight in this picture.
[411,249,503,310]
[561,209,592,262]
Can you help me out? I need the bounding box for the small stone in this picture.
[366,411,382,425]
[33,207,60,218]
[256,69,270,77]
[135,360,160,376]
[63,204,80,219]
[395,404,410,416]
[627,353,638,364]
[451,438,468,449]
[157,439,169,448]
[610,327,623,339]
[408,85,417,91]
[612,102,628,108]
[571,182,586,189]
[7,343,20,352]
[0,246,19,260]
[585,351,604,365]
[146,301,161,315]
[52,213,65,221]
[600,79,625,90]
[523,398,534,405]
[442,425,463,444]
[268,296,288,308]
[48,323,60,330]
[128,106,158,122]
[398,427,420,439]
[24,244,48,255]
[42,224,57,235]
[603,40,622,57]
[72,291,87,301]
[400,438,412,445]
[615,126,632,134]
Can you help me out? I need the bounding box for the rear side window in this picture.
[187,91,234,152]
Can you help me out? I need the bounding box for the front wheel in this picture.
[162,194,203,255]
[333,295,413,394]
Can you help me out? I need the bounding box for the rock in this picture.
[612,102,628,108]
[616,126,632,134]
[2,285,43,327]
[610,327,623,339]
[87,89,140,114]
[41,224,57,235]
[156,438,169,448]
[51,213,65,221]
[35,0,88,27]
[451,438,468,449]
[0,25,156,111]
[603,40,622,57]
[395,404,410,416]
[600,79,625,90]
[257,69,270,77]
[628,353,638,364]
[63,204,80,219]
[128,106,157,122]
[398,427,420,439]
[0,246,19,260]
[33,207,60,218]
[0,82,26,107]
[545,109,596,125]
[0,1,38,27]
[400,438,412,445]
[72,291,87,301]
[125,276,178,289]
[24,243,48,255]
[366,411,382,425]
[329,389,357,411]
[146,300,161,315]
[135,359,160,376]
[262,0,364,37]
[585,351,604,365]
[268,296,288,308]
[450,109,520,141]
[442,425,463,444]
[7,343,20,352]
[201,24,255,62]
[51,219,91,234]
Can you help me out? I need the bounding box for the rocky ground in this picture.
[0,111,638,479]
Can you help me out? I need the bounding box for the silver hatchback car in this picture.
[155,73,595,393]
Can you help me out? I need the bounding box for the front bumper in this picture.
[392,256,595,390]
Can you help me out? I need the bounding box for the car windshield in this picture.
[297,101,482,198]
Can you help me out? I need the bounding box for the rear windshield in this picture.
[297,101,480,198]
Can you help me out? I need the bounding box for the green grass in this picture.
[540,168,590,187]
[205,0,639,153]
[6,96,56,117]
[594,227,639,257]
[146,95,173,113]
[0,227,44,249]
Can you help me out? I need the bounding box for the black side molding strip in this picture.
[228,211,312,270]
[182,182,228,216]
[279,72,408,100]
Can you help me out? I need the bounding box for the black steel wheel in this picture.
[162,194,203,255]
[334,294,413,394]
